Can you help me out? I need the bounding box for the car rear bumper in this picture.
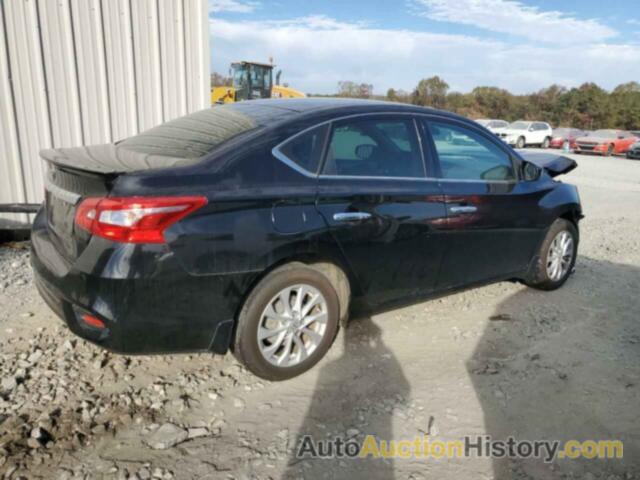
[30,209,249,355]
[626,150,640,159]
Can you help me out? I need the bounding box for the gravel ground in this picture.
[1,150,639,479]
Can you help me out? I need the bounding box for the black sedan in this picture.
[31,99,582,380]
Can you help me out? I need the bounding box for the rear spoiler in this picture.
[518,152,577,177]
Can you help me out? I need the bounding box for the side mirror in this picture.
[618,135,625,139]
[528,127,535,132]
[522,161,542,181]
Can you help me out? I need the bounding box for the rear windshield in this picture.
[117,105,258,159]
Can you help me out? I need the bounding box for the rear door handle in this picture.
[449,205,477,214]
[333,212,372,222]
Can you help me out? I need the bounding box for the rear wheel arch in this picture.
[231,254,353,344]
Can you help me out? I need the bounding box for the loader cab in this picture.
[231,61,273,101]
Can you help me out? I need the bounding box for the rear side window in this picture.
[322,117,424,178]
[427,121,515,181]
[277,124,329,174]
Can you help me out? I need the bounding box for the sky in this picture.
[209,0,640,95]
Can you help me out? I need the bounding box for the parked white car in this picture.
[475,118,509,134]
[497,121,553,149]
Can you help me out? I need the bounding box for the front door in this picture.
[315,115,447,306]
[420,118,550,289]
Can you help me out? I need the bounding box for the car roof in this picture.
[222,97,467,127]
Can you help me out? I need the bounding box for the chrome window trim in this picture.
[318,174,436,182]
[271,111,519,183]
[271,147,317,179]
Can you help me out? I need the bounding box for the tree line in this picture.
[331,78,640,131]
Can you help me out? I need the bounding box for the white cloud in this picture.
[209,16,640,95]
[210,0,259,14]
[412,0,617,44]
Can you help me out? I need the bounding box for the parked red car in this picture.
[574,130,638,156]
[549,128,585,149]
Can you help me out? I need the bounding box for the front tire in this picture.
[233,264,340,381]
[516,136,526,149]
[526,219,578,291]
[542,137,551,149]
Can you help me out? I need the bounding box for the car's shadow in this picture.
[468,256,640,478]
[283,256,640,479]
[283,315,410,479]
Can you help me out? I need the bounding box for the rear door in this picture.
[315,114,447,306]
[420,117,549,289]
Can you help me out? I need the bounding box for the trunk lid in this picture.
[43,147,119,261]
[40,143,192,174]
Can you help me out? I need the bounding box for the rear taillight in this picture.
[74,196,207,244]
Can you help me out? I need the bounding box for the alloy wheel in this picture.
[257,284,328,367]
[546,230,574,282]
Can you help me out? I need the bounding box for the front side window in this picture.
[427,121,515,181]
[276,124,329,174]
[322,117,424,178]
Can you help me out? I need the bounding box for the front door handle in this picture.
[449,205,477,214]
[333,212,372,222]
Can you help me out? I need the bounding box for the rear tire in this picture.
[526,219,578,291]
[516,136,526,149]
[542,137,551,149]
[232,264,340,381]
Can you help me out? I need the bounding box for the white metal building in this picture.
[0,0,210,227]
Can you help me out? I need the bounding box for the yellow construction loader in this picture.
[211,61,305,104]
